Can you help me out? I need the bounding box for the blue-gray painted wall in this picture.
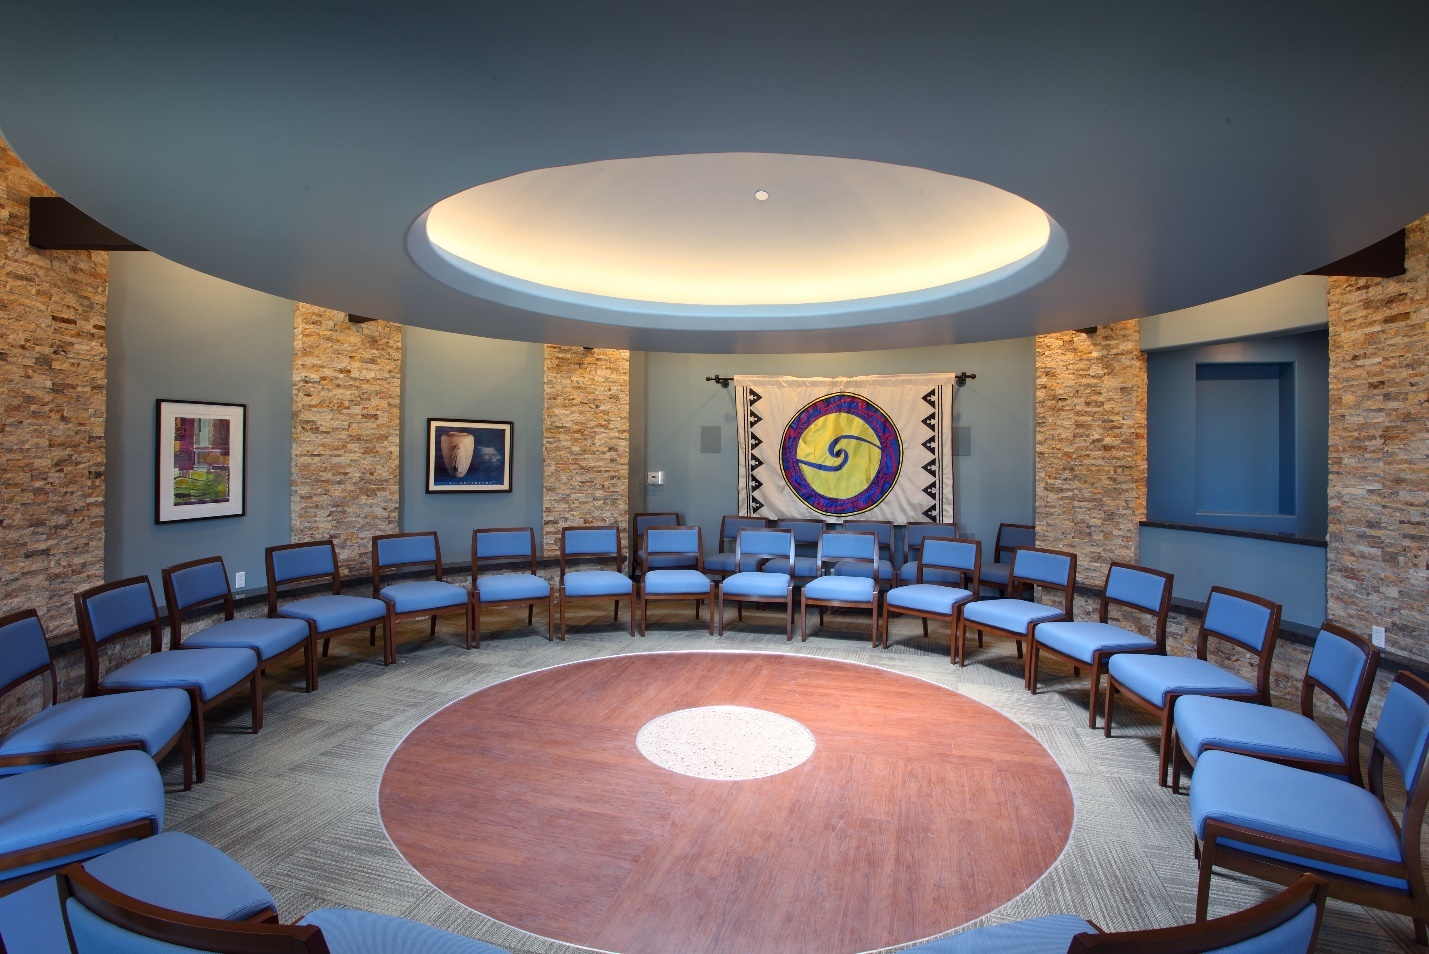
[104,253,294,596]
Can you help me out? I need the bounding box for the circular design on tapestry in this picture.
[636,705,816,780]
[780,392,902,516]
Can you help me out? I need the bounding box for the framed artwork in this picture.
[427,418,513,493]
[156,399,246,523]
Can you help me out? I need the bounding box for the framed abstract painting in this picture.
[426,418,513,493]
[156,399,247,523]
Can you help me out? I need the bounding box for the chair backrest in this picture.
[1009,547,1077,617]
[918,537,981,589]
[775,519,825,549]
[472,527,539,577]
[1303,621,1380,785]
[560,525,624,578]
[162,557,235,649]
[644,527,702,563]
[0,608,56,708]
[993,523,1035,563]
[719,515,769,552]
[735,528,795,565]
[372,532,443,591]
[815,530,877,570]
[1067,873,1327,953]
[841,520,893,559]
[265,542,342,616]
[1370,672,1429,838]
[1196,587,1282,702]
[58,864,331,953]
[632,512,681,549]
[1100,563,1173,650]
[74,578,164,695]
[904,522,958,563]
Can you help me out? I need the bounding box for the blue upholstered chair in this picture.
[0,831,278,954]
[372,531,473,659]
[472,527,552,643]
[979,522,1036,598]
[801,530,880,645]
[902,874,1327,953]
[882,538,980,657]
[639,526,713,636]
[54,860,514,953]
[558,526,634,638]
[896,522,961,585]
[163,555,314,692]
[1192,671,1429,944]
[1105,586,1281,787]
[265,540,388,683]
[1027,562,1174,728]
[1173,620,1380,794]
[0,750,165,889]
[74,578,262,785]
[958,547,1076,680]
[833,519,895,590]
[760,518,824,585]
[0,609,192,790]
[717,528,796,639]
[704,515,771,580]
[632,511,693,579]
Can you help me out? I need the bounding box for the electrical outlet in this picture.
[1372,625,1386,649]
[235,571,246,589]
[646,470,664,486]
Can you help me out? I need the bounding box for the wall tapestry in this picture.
[426,418,513,493]
[734,373,958,522]
[156,399,246,523]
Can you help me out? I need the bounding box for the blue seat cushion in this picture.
[380,580,469,614]
[279,595,387,633]
[961,599,1063,634]
[643,569,713,596]
[721,572,791,599]
[1175,696,1345,768]
[761,556,820,578]
[0,751,164,882]
[833,559,894,582]
[298,907,513,953]
[901,915,1096,952]
[898,563,967,585]
[804,576,875,602]
[0,690,191,774]
[181,617,309,661]
[563,570,633,598]
[84,831,276,921]
[476,573,550,603]
[1191,750,1408,890]
[886,584,973,616]
[1108,655,1255,709]
[980,562,1012,586]
[1033,621,1155,665]
[100,648,256,703]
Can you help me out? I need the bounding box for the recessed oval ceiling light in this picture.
[409,152,1063,330]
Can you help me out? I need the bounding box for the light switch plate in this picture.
[235,571,246,589]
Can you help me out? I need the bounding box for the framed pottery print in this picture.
[427,418,514,493]
[156,399,247,523]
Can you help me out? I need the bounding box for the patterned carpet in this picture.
[168,606,1416,952]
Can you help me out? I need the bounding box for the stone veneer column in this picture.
[1327,215,1429,658]
[542,346,629,557]
[1034,320,1146,586]
[291,305,401,575]
[0,139,109,631]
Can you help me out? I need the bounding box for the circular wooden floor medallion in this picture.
[380,652,1074,954]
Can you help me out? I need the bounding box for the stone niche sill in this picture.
[1139,520,1327,549]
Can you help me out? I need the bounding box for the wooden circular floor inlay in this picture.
[380,652,1074,954]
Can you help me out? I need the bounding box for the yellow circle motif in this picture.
[796,412,882,500]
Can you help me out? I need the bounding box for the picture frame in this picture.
[426,418,513,493]
[156,399,247,523]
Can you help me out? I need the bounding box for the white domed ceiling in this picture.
[0,3,1426,353]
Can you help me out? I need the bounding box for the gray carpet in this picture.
[168,607,1414,952]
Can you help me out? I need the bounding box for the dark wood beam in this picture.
[1306,229,1406,278]
[27,197,145,251]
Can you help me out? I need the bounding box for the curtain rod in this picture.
[707,372,976,388]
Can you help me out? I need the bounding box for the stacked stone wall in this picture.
[542,346,629,558]
[291,305,401,576]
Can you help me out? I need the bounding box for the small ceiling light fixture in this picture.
[754,190,769,201]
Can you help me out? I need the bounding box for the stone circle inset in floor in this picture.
[636,705,816,780]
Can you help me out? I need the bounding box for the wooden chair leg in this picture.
[637,595,645,637]
[180,724,193,791]
[785,596,793,641]
[1028,642,1040,695]
[628,599,635,637]
[613,600,620,623]
[303,635,317,692]
[1158,707,1175,787]
[949,617,957,664]
[543,596,552,643]
[1087,662,1102,729]
[528,604,534,625]
[470,600,480,649]
[321,637,331,657]
[559,596,567,641]
[1103,679,1117,737]
[717,592,725,636]
[189,691,207,785]
[1195,839,1216,922]
[369,627,376,646]
[1171,741,1186,795]
[706,596,714,634]
[250,673,263,734]
[800,596,809,642]
[922,618,929,639]
[429,616,438,638]
[869,604,878,647]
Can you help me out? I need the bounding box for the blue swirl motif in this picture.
[796,434,881,472]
